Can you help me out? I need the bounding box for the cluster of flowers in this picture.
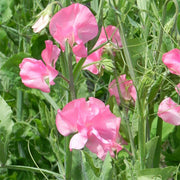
[19,3,137,159]
[158,49,180,126]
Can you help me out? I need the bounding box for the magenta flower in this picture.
[162,48,180,75]
[19,40,60,92]
[79,25,122,74]
[56,97,122,160]
[49,3,98,57]
[108,74,137,105]
[158,97,180,126]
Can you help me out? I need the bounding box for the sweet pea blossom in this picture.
[56,97,122,160]
[32,14,51,33]
[80,25,122,74]
[19,58,58,92]
[162,48,180,75]
[19,40,60,92]
[41,40,60,67]
[108,74,137,105]
[49,3,98,57]
[158,97,180,126]
[32,4,54,33]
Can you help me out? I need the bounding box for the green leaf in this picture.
[76,80,89,99]
[81,150,99,180]
[30,34,48,60]
[145,136,159,168]
[73,58,86,82]
[0,0,12,23]
[100,153,112,180]
[137,0,150,23]
[151,117,175,142]
[1,52,30,75]
[82,151,100,177]
[0,95,13,165]
[0,51,7,68]
[0,96,13,133]
[138,166,177,180]
[147,75,163,103]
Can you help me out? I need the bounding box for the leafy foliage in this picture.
[0,0,180,179]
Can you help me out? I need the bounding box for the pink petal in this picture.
[72,41,87,57]
[69,133,88,151]
[41,40,60,67]
[162,48,180,75]
[86,128,122,160]
[82,49,102,74]
[46,65,58,85]
[99,25,122,47]
[49,3,98,55]
[158,97,180,125]
[80,25,122,74]
[56,98,87,136]
[19,58,50,92]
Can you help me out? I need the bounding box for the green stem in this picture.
[64,136,72,180]
[153,118,163,167]
[115,7,145,169]
[66,0,71,6]
[67,47,76,100]
[16,89,23,121]
[1,165,64,179]
[111,52,136,160]
[155,0,179,63]
[64,42,76,180]
[42,92,59,111]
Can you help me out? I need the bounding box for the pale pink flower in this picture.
[79,25,122,74]
[162,48,180,75]
[56,97,122,160]
[19,40,60,92]
[49,3,98,57]
[32,14,50,33]
[19,58,58,93]
[32,3,54,33]
[108,74,137,105]
[158,97,180,126]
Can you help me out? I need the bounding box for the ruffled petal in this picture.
[162,48,180,75]
[69,133,88,150]
[41,40,60,67]
[158,97,180,125]
[19,58,50,92]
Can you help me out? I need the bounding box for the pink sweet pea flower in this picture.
[108,74,137,105]
[162,48,180,75]
[56,97,122,160]
[158,97,180,126]
[49,3,98,57]
[19,40,60,92]
[41,40,60,67]
[79,25,122,74]
[19,58,58,93]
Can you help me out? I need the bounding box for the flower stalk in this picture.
[113,5,146,169]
